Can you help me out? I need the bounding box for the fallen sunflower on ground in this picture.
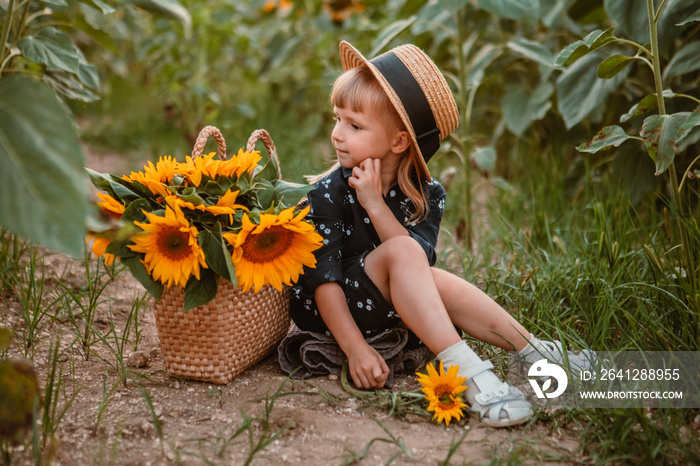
[417,361,468,426]
[86,138,319,310]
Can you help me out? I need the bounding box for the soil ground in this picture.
[0,148,585,465]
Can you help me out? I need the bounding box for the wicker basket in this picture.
[153,127,290,384]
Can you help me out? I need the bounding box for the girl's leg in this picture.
[363,236,532,427]
[431,268,531,351]
[363,236,462,354]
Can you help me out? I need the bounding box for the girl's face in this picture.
[331,104,406,169]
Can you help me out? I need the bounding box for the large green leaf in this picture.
[17,28,81,74]
[597,54,634,79]
[556,51,630,129]
[576,126,630,153]
[122,255,163,300]
[501,82,553,136]
[605,0,700,49]
[184,268,218,311]
[370,17,416,57]
[199,224,236,285]
[620,90,675,122]
[0,76,87,256]
[639,113,689,175]
[272,180,313,209]
[677,7,700,25]
[663,41,700,79]
[554,29,615,68]
[128,0,192,33]
[476,0,540,24]
[507,38,554,67]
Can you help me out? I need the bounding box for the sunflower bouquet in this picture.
[86,128,323,312]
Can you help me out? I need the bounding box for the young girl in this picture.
[289,41,592,427]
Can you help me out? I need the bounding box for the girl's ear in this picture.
[391,130,411,154]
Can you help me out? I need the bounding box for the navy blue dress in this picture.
[290,166,446,337]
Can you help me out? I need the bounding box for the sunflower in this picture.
[96,192,125,219]
[324,0,365,23]
[222,206,323,293]
[217,149,262,178]
[86,235,116,267]
[122,170,172,198]
[203,189,249,223]
[416,361,468,426]
[128,201,208,288]
[143,155,181,183]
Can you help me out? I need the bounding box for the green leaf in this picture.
[467,47,502,86]
[677,107,700,145]
[122,255,163,300]
[436,0,469,13]
[597,54,634,79]
[501,82,553,136]
[677,7,700,25]
[471,146,496,172]
[476,0,540,24]
[604,0,649,45]
[203,180,224,197]
[271,180,313,209]
[120,198,150,223]
[77,63,100,91]
[255,157,281,183]
[370,17,416,57]
[128,0,192,33]
[664,41,700,79]
[639,113,689,175]
[43,71,100,103]
[554,28,616,68]
[576,126,630,153]
[0,76,87,256]
[184,268,218,311]
[17,28,81,74]
[256,183,278,211]
[79,0,116,13]
[507,38,554,67]
[199,224,236,285]
[620,90,675,122]
[178,187,205,205]
[556,51,630,129]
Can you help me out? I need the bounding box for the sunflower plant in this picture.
[86,146,323,311]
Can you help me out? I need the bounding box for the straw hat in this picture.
[339,41,459,180]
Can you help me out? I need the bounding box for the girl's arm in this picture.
[315,281,390,389]
[348,158,409,243]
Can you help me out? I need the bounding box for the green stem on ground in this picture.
[647,0,697,290]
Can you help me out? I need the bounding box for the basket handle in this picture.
[246,129,282,180]
[191,126,227,160]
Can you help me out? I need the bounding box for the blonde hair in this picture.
[308,65,430,224]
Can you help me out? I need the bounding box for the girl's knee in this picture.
[377,236,427,263]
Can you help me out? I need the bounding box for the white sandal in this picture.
[464,361,533,428]
[521,339,597,379]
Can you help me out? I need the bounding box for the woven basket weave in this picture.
[153,127,290,384]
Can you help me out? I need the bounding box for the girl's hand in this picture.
[347,341,390,389]
[348,158,383,212]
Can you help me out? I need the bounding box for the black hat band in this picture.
[371,52,441,162]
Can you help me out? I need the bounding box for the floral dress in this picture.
[290,166,446,338]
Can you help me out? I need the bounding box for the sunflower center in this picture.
[241,226,292,263]
[434,384,458,409]
[156,226,191,260]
